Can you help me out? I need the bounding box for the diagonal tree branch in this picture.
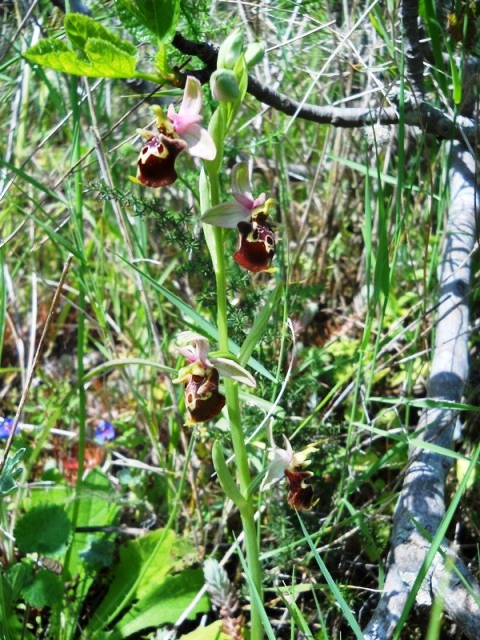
[171,33,479,144]
[363,141,480,640]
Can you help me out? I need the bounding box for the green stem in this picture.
[203,165,264,639]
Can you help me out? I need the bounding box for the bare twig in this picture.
[363,142,480,639]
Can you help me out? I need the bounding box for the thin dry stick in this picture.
[363,142,480,640]
[0,254,73,475]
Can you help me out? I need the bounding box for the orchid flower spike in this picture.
[202,163,277,272]
[136,76,216,188]
[173,331,256,425]
[261,426,317,511]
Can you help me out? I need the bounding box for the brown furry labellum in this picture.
[234,216,275,272]
[136,134,187,188]
[285,468,317,510]
[184,368,226,423]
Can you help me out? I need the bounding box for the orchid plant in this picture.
[132,30,315,640]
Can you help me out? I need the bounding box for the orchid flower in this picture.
[202,163,276,272]
[136,76,216,188]
[261,427,317,510]
[173,331,256,425]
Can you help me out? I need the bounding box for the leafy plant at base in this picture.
[14,504,71,555]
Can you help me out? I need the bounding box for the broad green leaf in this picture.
[21,570,64,609]
[14,505,71,555]
[115,0,180,42]
[116,0,157,43]
[64,13,136,56]
[109,569,208,639]
[180,620,229,639]
[85,38,137,77]
[85,528,206,636]
[24,36,137,79]
[67,468,120,577]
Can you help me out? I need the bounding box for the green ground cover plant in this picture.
[1,0,480,638]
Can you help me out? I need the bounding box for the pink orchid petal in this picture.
[181,124,216,160]
[252,193,267,208]
[168,103,203,135]
[202,201,251,228]
[234,193,256,209]
[176,331,212,367]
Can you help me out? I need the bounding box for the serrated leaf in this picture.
[21,570,64,608]
[24,36,137,79]
[85,38,137,77]
[115,0,180,42]
[14,504,71,555]
[64,13,136,56]
[116,0,156,43]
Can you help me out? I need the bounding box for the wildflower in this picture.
[94,420,116,444]
[0,417,14,439]
[202,163,276,272]
[136,76,216,188]
[261,429,317,511]
[173,331,256,425]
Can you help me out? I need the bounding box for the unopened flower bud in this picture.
[245,42,265,68]
[210,69,240,102]
[217,29,244,70]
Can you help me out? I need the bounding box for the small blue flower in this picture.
[0,417,15,439]
[94,420,115,444]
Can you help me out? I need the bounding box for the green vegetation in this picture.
[1,0,479,638]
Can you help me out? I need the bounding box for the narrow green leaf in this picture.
[297,513,365,639]
[239,283,283,366]
[0,448,25,496]
[212,440,248,512]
